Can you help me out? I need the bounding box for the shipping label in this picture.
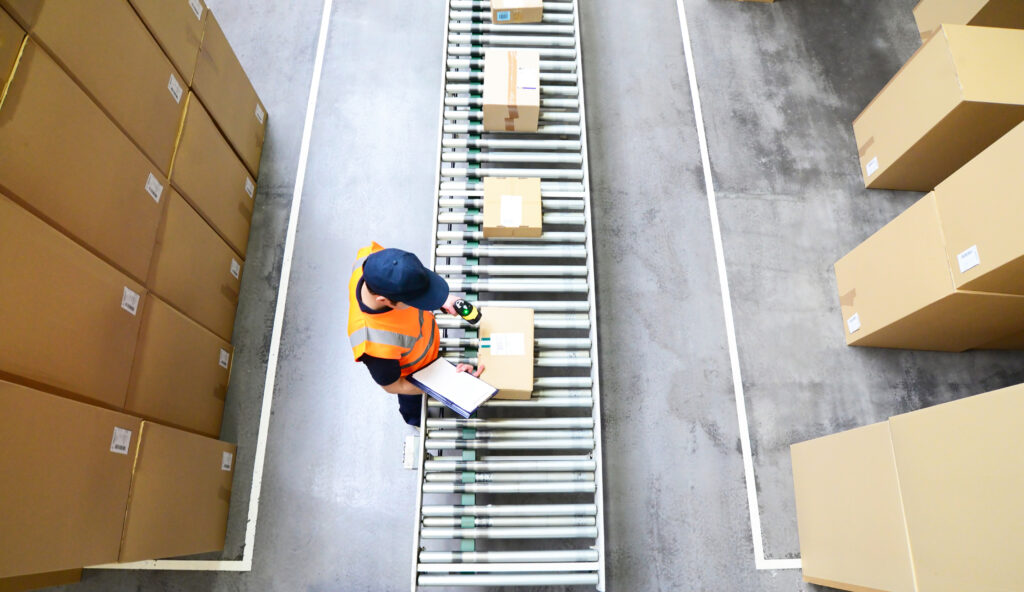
[255,103,265,124]
[145,173,164,203]
[957,245,981,273]
[245,177,255,198]
[489,332,525,356]
[230,259,241,279]
[167,73,184,103]
[189,0,204,20]
[219,349,231,369]
[221,451,234,471]
[110,427,132,455]
[865,157,879,177]
[846,313,861,334]
[500,194,523,228]
[121,287,141,316]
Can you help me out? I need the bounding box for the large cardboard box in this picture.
[192,11,266,177]
[148,192,243,342]
[834,194,1024,351]
[478,307,534,399]
[483,49,540,133]
[0,381,140,578]
[126,296,232,438]
[0,569,82,592]
[0,41,167,283]
[0,193,146,408]
[791,422,915,592]
[483,177,543,238]
[8,1,187,175]
[119,422,236,562]
[889,383,1024,592]
[933,121,1024,296]
[913,0,1024,42]
[975,330,1024,350]
[128,0,207,84]
[0,5,23,86]
[490,0,543,24]
[171,93,256,257]
[853,25,1024,191]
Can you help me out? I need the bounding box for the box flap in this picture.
[945,24,1024,105]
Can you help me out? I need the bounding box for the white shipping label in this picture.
[121,287,141,316]
[110,427,132,455]
[245,177,255,198]
[500,194,523,228]
[145,173,164,203]
[167,73,184,103]
[188,0,204,20]
[219,349,231,369]
[865,157,879,177]
[254,103,265,124]
[846,313,861,334]
[221,451,234,471]
[489,332,525,356]
[230,259,241,279]
[957,245,981,273]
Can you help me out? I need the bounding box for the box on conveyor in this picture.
[490,0,543,24]
[852,24,1024,191]
[483,48,540,133]
[913,0,1024,42]
[129,0,207,84]
[483,177,543,238]
[477,307,535,400]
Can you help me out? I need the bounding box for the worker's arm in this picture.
[381,376,424,395]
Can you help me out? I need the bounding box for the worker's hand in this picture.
[441,293,461,316]
[455,363,485,378]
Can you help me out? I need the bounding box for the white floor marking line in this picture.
[674,0,801,572]
[89,0,336,572]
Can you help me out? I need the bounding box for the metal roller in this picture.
[447,11,576,25]
[447,22,576,35]
[447,33,576,48]
[418,574,599,587]
[441,137,582,150]
[424,459,596,472]
[423,438,595,451]
[442,122,581,135]
[422,516,596,527]
[420,526,598,539]
[420,504,597,517]
[424,472,594,483]
[435,264,588,277]
[441,151,583,164]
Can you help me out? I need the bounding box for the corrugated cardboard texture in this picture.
[914,0,1024,42]
[852,25,1024,191]
[119,422,236,562]
[483,177,543,238]
[0,193,145,408]
[128,0,206,84]
[790,422,916,592]
[0,41,166,283]
[191,11,266,177]
[20,1,187,175]
[935,121,1024,295]
[890,383,1024,592]
[478,307,534,399]
[482,49,539,132]
[0,381,139,578]
[148,191,242,342]
[170,93,255,257]
[490,0,543,24]
[126,296,231,438]
[0,6,23,87]
[0,569,82,592]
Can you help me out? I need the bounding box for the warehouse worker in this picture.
[348,242,482,427]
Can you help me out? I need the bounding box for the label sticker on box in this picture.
[496,10,512,21]
[957,245,980,273]
[145,173,164,203]
[230,259,241,279]
[489,332,525,356]
[865,157,879,177]
[167,73,184,103]
[500,194,523,228]
[221,451,233,471]
[188,0,204,20]
[245,177,255,198]
[110,427,132,455]
[846,313,861,334]
[121,287,141,316]
[255,103,265,124]
[219,349,231,369]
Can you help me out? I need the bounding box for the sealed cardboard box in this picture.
[0,41,167,283]
[478,307,534,400]
[934,121,1024,296]
[889,383,1024,592]
[149,192,243,342]
[0,381,140,578]
[913,0,1024,41]
[171,93,256,257]
[483,177,543,238]
[0,193,146,408]
[490,0,543,24]
[834,193,1024,351]
[119,421,236,562]
[975,330,1024,350]
[0,5,23,85]
[9,1,187,175]
[791,422,915,592]
[483,49,540,132]
[852,25,1024,191]
[128,0,206,83]
[126,296,232,438]
[0,569,82,592]
[192,11,266,177]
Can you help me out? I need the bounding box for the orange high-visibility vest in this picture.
[348,242,440,376]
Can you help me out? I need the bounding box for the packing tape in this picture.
[214,384,228,401]
[218,486,233,503]
[222,283,240,303]
[857,136,874,157]
[838,288,856,307]
[921,26,940,43]
[505,51,519,131]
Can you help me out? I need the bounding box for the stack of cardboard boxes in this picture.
[836,3,1024,351]
[0,0,266,586]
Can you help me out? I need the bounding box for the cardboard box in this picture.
[171,93,256,257]
[128,0,206,84]
[889,383,1024,592]
[192,11,266,178]
[0,192,146,408]
[126,296,232,438]
[0,5,23,86]
[483,177,543,238]
[483,49,540,133]
[119,421,236,562]
[852,25,1024,191]
[0,569,82,592]
[0,41,167,283]
[490,0,543,24]
[0,381,140,578]
[791,422,915,592]
[975,330,1024,350]
[148,191,243,342]
[478,307,534,399]
[9,1,187,175]
[913,0,1024,42]
[0,0,36,29]
[934,121,1024,296]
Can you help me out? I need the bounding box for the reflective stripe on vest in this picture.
[348,326,419,352]
[401,313,438,370]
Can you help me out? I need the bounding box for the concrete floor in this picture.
[57,0,1024,591]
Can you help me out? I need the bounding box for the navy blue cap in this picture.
[363,248,449,311]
